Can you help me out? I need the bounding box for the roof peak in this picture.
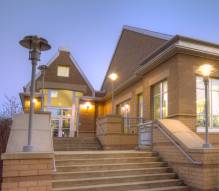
[123,25,173,40]
[58,47,70,52]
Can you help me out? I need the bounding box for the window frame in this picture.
[57,65,70,77]
[137,93,144,118]
[152,80,168,120]
[196,76,219,129]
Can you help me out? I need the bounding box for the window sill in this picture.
[196,127,219,133]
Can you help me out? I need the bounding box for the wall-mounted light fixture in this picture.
[82,102,92,110]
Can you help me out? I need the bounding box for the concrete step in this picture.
[56,162,168,172]
[55,151,156,160]
[52,173,177,188]
[55,156,160,166]
[53,137,102,151]
[55,147,101,151]
[53,167,172,180]
[131,186,189,191]
[52,179,184,191]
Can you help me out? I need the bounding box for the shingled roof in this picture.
[101,25,173,93]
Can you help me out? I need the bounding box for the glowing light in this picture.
[108,73,118,81]
[121,104,130,112]
[33,98,37,103]
[198,64,214,77]
[82,102,92,110]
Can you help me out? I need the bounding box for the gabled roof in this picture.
[123,25,172,40]
[101,25,172,92]
[25,48,95,96]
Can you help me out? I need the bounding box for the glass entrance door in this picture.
[49,108,72,137]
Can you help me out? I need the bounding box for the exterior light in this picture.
[32,98,37,103]
[108,72,118,114]
[122,104,130,112]
[198,64,214,77]
[19,35,51,152]
[108,73,118,81]
[82,102,92,110]
[198,64,214,148]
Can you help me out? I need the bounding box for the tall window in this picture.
[196,76,219,128]
[57,66,69,77]
[116,100,130,117]
[137,93,143,118]
[153,80,168,119]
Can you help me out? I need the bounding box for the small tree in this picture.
[0,96,21,184]
[0,96,22,119]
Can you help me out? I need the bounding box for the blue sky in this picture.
[0,0,219,104]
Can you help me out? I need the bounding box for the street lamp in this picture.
[19,36,51,152]
[108,72,118,114]
[198,64,214,148]
[38,65,48,111]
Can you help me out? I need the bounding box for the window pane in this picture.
[196,89,205,116]
[196,77,204,89]
[137,94,143,118]
[57,66,69,77]
[162,81,168,92]
[117,100,130,117]
[162,92,168,118]
[196,77,219,128]
[152,80,168,119]
[48,90,73,107]
[197,115,205,127]
[47,108,61,116]
[212,79,219,91]
[153,95,160,119]
[153,83,160,95]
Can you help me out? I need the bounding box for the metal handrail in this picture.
[140,121,202,165]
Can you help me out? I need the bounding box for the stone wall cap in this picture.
[189,148,219,153]
[1,152,54,160]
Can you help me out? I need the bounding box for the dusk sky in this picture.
[0,0,219,105]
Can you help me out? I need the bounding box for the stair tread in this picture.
[53,166,170,175]
[55,150,153,155]
[131,186,189,191]
[55,156,158,162]
[56,161,166,168]
[52,173,176,182]
[52,179,182,190]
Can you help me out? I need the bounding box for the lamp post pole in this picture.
[38,65,48,111]
[108,73,118,115]
[198,64,214,148]
[203,77,211,148]
[19,36,51,152]
[111,81,114,114]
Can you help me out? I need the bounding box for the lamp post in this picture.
[19,36,51,152]
[108,73,118,114]
[198,64,214,148]
[38,65,48,111]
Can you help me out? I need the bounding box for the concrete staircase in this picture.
[53,137,102,151]
[52,150,189,191]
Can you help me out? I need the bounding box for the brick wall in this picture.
[153,126,219,190]
[1,153,53,191]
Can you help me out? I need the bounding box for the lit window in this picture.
[57,66,69,77]
[152,80,168,119]
[137,93,143,118]
[51,90,58,98]
[196,77,219,128]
